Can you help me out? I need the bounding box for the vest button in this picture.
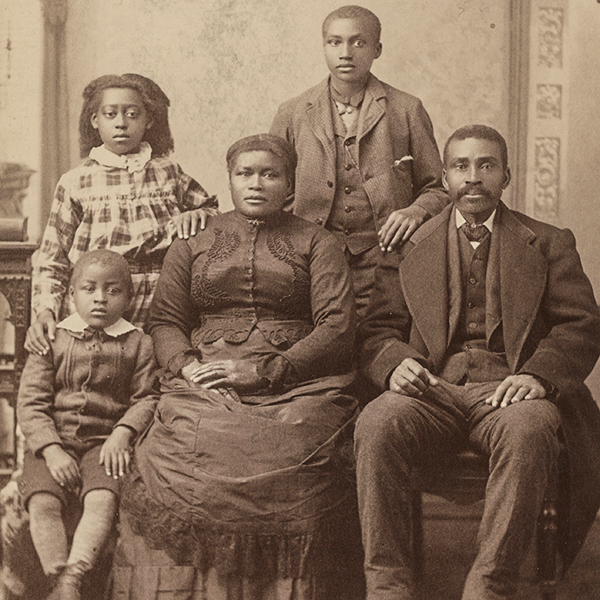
[344,206,351,213]
[327,181,333,188]
[467,302,475,309]
[344,138,355,146]
[344,164,353,171]
[344,187,352,194]
[468,322,477,329]
[316,217,323,225]
[469,277,477,285]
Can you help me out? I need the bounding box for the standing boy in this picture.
[271,5,447,317]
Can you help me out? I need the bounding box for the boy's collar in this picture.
[57,313,140,337]
[89,141,152,173]
[329,77,368,107]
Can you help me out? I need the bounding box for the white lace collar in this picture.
[89,141,152,173]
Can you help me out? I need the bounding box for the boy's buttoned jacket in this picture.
[17,327,159,455]
[270,75,448,232]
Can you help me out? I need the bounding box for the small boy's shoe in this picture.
[57,561,91,600]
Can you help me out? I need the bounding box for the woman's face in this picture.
[229,151,292,219]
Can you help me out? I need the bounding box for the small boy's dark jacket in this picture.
[17,327,159,455]
[270,74,448,231]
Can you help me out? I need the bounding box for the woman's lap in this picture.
[117,381,363,597]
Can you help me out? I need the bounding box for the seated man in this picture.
[355,124,600,600]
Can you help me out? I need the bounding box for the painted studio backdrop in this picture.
[1,0,599,398]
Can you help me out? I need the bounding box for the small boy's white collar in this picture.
[89,141,152,173]
[57,313,139,337]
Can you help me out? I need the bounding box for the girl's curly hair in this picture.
[79,73,174,158]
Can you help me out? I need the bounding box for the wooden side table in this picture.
[0,242,37,483]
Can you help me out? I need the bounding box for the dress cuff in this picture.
[257,355,298,391]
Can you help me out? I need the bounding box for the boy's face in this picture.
[323,17,382,89]
[91,87,153,155]
[70,262,132,330]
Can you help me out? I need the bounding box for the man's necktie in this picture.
[460,222,489,243]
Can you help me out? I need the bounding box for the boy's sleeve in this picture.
[270,103,295,145]
[176,164,219,214]
[16,351,63,455]
[407,100,449,218]
[114,333,160,437]
[32,177,82,319]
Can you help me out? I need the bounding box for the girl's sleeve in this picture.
[176,164,219,214]
[32,177,83,319]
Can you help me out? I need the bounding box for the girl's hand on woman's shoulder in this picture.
[172,208,210,240]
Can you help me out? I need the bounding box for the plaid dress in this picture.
[32,145,218,327]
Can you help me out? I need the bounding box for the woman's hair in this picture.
[79,73,174,158]
[226,134,297,183]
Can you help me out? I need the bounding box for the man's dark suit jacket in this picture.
[360,201,600,570]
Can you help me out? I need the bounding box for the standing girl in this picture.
[25,73,218,354]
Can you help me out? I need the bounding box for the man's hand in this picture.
[25,309,57,356]
[173,208,209,240]
[485,374,547,408]
[389,358,438,398]
[41,444,80,492]
[183,359,264,393]
[99,426,135,479]
[378,206,428,253]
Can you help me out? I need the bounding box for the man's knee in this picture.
[489,400,561,459]
[355,392,428,469]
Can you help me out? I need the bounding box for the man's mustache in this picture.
[457,186,491,199]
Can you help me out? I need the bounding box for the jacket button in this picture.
[327,181,333,188]
[316,217,323,225]
[344,164,353,171]
[344,206,351,213]
[344,187,352,194]
[344,138,354,147]
[469,277,477,285]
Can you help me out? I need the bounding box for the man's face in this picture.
[323,17,382,89]
[443,137,511,223]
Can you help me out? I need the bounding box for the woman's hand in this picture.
[25,309,57,355]
[182,359,265,393]
[99,426,135,479]
[173,208,210,240]
[41,444,81,492]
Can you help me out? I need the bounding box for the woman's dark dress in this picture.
[112,210,363,599]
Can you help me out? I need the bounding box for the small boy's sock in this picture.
[28,492,68,576]
[67,488,117,568]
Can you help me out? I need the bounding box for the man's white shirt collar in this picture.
[57,313,139,337]
[455,208,496,248]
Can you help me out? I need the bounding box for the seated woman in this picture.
[112,134,363,600]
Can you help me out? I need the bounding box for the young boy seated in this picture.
[16,249,159,600]
[271,5,448,318]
